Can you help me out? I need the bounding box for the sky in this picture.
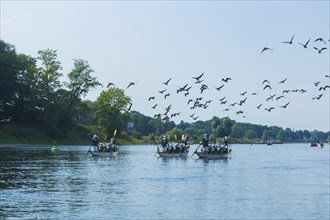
[1,1,329,132]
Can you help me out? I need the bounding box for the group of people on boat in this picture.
[160,135,190,153]
[91,134,119,152]
[200,134,231,154]
[310,141,324,148]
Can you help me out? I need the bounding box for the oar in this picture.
[86,146,92,156]
[154,142,160,157]
[191,143,202,158]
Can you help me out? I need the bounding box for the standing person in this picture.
[201,134,209,153]
[223,136,229,147]
[91,134,99,151]
[161,135,169,152]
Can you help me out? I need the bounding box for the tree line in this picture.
[1,40,328,143]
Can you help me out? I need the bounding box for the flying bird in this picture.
[314,38,326,44]
[265,107,275,112]
[263,85,272,90]
[262,80,270,84]
[127,103,133,111]
[314,81,320,87]
[279,78,287,84]
[222,77,232,82]
[313,47,327,54]
[163,78,172,85]
[152,104,158,109]
[282,34,295,44]
[240,91,247,96]
[164,93,170,99]
[158,89,167,94]
[260,47,273,55]
[280,102,290,108]
[215,84,225,91]
[107,82,115,88]
[192,73,204,81]
[257,104,263,109]
[127,82,136,89]
[312,94,323,100]
[298,39,310,48]
[148,96,155,101]
[319,85,330,91]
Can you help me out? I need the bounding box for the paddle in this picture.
[154,141,160,157]
[191,143,202,158]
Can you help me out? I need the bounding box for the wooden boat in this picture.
[87,145,119,157]
[195,147,232,159]
[156,143,190,158]
[310,142,324,148]
[158,151,189,158]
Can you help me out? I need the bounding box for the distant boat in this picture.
[310,142,324,148]
[51,145,59,152]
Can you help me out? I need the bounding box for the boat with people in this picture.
[87,131,119,157]
[88,142,119,157]
[195,145,232,159]
[191,134,232,159]
[310,141,324,148]
[156,134,190,158]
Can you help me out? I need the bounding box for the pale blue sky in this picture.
[1,1,329,132]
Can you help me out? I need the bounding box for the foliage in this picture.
[94,87,131,139]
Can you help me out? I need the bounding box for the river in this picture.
[0,143,329,219]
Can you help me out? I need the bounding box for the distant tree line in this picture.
[1,40,329,143]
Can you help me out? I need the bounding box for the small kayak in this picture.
[51,146,59,152]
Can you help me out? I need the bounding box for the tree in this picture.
[37,49,63,95]
[94,87,131,139]
[245,129,258,139]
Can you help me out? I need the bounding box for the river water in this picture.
[0,144,329,219]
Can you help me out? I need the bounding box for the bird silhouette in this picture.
[164,93,170,99]
[298,39,310,48]
[262,80,270,84]
[314,81,320,87]
[222,77,232,82]
[282,34,295,44]
[236,110,244,115]
[148,96,155,101]
[313,47,327,54]
[280,102,290,108]
[215,84,225,91]
[279,78,287,84]
[263,85,272,90]
[107,82,115,88]
[312,94,323,100]
[127,103,132,111]
[219,97,226,102]
[240,91,247,96]
[314,38,326,44]
[158,89,167,94]
[260,47,273,55]
[265,107,275,112]
[257,104,263,109]
[152,104,158,109]
[163,78,172,85]
[189,113,195,118]
[192,73,204,81]
[192,116,199,120]
[319,85,330,91]
[325,75,329,78]
[282,90,291,94]
[127,82,136,89]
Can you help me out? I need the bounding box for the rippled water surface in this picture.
[0,144,329,219]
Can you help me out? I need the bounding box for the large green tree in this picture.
[94,87,131,139]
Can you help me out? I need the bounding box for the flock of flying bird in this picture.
[0,35,329,124]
